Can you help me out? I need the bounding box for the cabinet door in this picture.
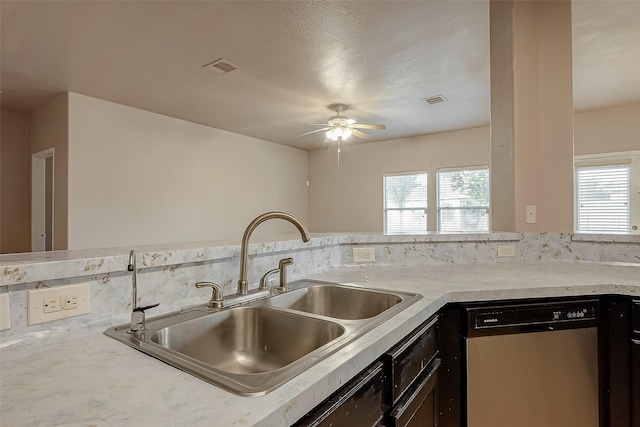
[294,361,385,427]
[633,339,640,427]
[388,359,441,427]
[384,316,438,405]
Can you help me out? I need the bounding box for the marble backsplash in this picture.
[1,232,638,337]
[340,233,640,266]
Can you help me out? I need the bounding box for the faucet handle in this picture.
[195,282,224,309]
[259,268,279,290]
[129,303,159,333]
[133,303,160,312]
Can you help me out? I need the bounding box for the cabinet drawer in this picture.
[388,358,441,427]
[633,302,640,335]
[294,361,385,427]
[384,316,438,405]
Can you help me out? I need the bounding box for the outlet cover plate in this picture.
[27,283,91,326]
[0,293,11,331]
[353,247,376,263]
[497,244,516,257]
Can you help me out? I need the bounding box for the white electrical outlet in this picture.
[27,283,91,326]
[43,296,62,313]
[0,293,11,331]
[64,294,79,310]
[353,247,376,263]
[497,244,516,257]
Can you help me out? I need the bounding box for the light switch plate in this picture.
[526,205,537,224]
[0,293,11,331]
[27,283,91,326]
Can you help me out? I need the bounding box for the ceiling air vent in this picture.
[203,59,240,75]
[424,95,447,105]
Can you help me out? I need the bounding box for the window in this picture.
[575,163,631,233]
[437,167,490,232]
[383,172,428,234]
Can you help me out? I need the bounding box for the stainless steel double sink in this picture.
[104,280,422,396]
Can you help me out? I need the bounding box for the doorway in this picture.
[31,148,54,252]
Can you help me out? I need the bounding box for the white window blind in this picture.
[383,172,427,234]
[575,164,630,233]
[437,167,490,232]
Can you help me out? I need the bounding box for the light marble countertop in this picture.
[1,262,639,427]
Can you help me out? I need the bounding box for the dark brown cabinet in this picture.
[388,358,440,427]
[383,317,438,405]
[633,339,640,427]
[383,316,439,426]
[294,361,385,427]
[295,315,439,427]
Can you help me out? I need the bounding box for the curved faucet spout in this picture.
[237,211,310,295]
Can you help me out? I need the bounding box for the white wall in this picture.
[308,103,639,233]
[1,109,31,253]
[574,104,640,156]
[67,93,308,250]
[308,126,490,232]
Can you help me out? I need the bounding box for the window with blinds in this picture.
[575,164,631,233]
[383,172,428,234]
[437,167,490,232]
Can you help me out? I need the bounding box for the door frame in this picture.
[31,147,55,252]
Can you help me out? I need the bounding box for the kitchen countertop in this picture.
[1,262,639,427]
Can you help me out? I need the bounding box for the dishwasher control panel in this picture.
[468,300,599,330]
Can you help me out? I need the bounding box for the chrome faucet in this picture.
[127,250,159,333]
[237,212,310,295]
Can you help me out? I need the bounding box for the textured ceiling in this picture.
[1,1,638,150]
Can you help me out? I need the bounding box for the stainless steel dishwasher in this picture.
[465,300,600,427]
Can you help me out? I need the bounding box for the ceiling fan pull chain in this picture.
[337,136,342,173]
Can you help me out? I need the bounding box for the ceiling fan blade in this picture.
[296,127,331,137]
[307,123,331,126]
[352,123,386,130]
[351,128,369,139]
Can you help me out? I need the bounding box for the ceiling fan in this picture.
[297,103,386,142]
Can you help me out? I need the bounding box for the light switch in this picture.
[526,205,536,224]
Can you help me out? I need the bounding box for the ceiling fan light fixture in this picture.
[326,126,352,141]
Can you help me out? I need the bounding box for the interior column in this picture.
[490,0,574,232]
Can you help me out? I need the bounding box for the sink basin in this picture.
[268,284,403,320]
[104,280,422,396]
[151,306,344,374]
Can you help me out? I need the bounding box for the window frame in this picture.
[436,165,491,233]
[574,151,640,234]
[383,170,428,235]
